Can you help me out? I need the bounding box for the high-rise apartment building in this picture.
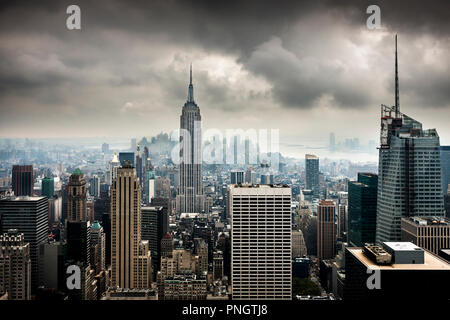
[176,65,205,214]
[88,175,100,198]
[348,173,378,247]
[111,165,151,289]
[109,152,120,185]
[12,165,33,196]
[230,184,291,300]
[0,196,48,291]
[317,200,336,260]
[0,229,31,300]
[305,154,319,198]
[376,36,444,243]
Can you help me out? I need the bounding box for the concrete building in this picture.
[344,242,450,300]
[111,165,151,289]
[0,230,31,300]
[305,154,319,198]
[401,216,450,254]
[230,184,292,300]
[317,200,336,260]
[12,165,33,196]
[292,229,307,258]
[0,196,48,291]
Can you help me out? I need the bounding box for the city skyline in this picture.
[0,1,449,147]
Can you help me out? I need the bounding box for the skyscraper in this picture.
[0,196,48,291]
[176,65,205,213]
[305,154,319,198]
[90,221,106,274]
[141,206,168,276]
[41,177,54,198]
[348,173,378,247]
[441,146,450,195]
[230,184,292,300]
[230,170,244,184]
[376,36,444,243]
[0,229,31,300]
[135,145,143,187]
[12,165,33,196]
[109,152,120,185]
[111,165,151,289]
[66,169,87,222]
[317,200,336,260]
[88,174,100,198]
[119,152,135,167]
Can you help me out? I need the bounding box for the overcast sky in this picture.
[0,0,449,147]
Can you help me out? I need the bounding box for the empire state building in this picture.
[176,65,205,213]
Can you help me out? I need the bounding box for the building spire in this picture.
[395,34,400,118]
[188,63,194,103]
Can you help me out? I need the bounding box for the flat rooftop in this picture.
[383,242,423,252]
[348,248,450,270]
[403,216,450,226]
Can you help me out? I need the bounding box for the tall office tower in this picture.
[230,170,244,184]
[88,175,100,198]
[0,230,31,300]
[111,165,151,289]
[176,65,205,214]
[305,154,319,198]
[0,196,48,291]
[12,165,33,196]
[119,152,135,167]
[317,200,336,260]
[109,152,120,185]
[66,169,87,222]
[135,145,143,187]
[144,167,156,205]
[41,177,54,198]
[66,221,91,265]
[376,36,444,243]
[260,173,273,185]
[329,132,336,152]
[160,232,173,258]
[141,206,168,276]
[348,173,378,247]
[131,138,137,152]
[441,146,450,195]
[401,216,450,254]
[292,229,307,258]
[38,240,65,291]
[230,184,292,300]
[101,143,109,154]
[244,166,257,184]
[90,221,106,274]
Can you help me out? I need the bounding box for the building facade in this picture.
[230,184,292,300]
[317,200,336,260]
[176,66,205,214]
[348,173,378,247]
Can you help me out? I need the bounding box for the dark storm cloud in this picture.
[0,0,449,137]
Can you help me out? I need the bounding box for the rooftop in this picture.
[403,216,450,226]
[347,247,450,270]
